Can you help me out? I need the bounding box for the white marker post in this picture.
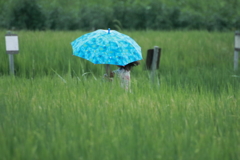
[234,31,240,71]
[5,32,19,75]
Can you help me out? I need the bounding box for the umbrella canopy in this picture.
[71,29,142,66]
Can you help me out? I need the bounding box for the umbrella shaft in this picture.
[105,64,110,75]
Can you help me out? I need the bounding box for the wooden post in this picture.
[151,46,160,83]
[146,46,161,83]
[146,47,161,70]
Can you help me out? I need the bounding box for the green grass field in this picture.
[0,30,239,160]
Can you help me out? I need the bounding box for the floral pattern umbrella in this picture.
[71,29,142,66]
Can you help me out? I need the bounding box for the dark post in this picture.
[146,47,161,70]
[146,46,161,83]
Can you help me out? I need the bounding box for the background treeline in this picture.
[0,0,240,31]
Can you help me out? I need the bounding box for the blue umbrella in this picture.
[71,28,142,66]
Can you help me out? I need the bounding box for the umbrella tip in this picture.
[108,28,110,34]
